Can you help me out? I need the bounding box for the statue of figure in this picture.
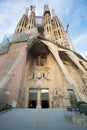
[43,72,51,80]
[28,70,52,80]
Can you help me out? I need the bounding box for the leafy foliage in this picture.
[76,101,86,110]
[0,103,12,112]
[79,103,87,115]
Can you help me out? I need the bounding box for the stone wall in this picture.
[0,38,87,108]
[19,49,71,108]
[0,42,27,107]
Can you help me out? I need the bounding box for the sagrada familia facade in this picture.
[0,4,87,108]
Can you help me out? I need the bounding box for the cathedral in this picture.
[0,4,87,109]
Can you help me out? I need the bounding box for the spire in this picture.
[30,5,36,12]
[14,7,29,33]
[51,8,55,17]
[25,7,29,16]
[44,4,50,16]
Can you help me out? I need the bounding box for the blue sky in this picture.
[0,0,87,58]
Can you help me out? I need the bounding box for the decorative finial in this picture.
[51,8,55,17]
[30,5,36,12]
[25,7,29,16]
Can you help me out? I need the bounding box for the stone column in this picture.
[38,56,41,66]
[41,40,87,102]
[36,87,41,109]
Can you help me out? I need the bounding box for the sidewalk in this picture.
[0,108,87,130]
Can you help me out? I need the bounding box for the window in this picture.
[20,29,22,32]
[58,30,60,35]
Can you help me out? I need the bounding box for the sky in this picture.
[0,0,87,58]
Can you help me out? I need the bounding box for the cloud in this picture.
[73,32,87,58]
[73,32,87,45]
[0,0,87,58]
[0,0,27,42]
[71,5,87,26]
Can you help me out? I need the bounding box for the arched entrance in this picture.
[27,40,50,108]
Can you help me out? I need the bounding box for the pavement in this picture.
[0,108,87,130]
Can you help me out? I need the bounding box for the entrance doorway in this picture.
[28,88,37,108]
[41,101,49,108]
[41,89,49,108]
[28,88,49,108]
[29,101,37,108]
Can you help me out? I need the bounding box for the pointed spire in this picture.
[30,5,36,12]
[44,4,50,16]
[25,7,29,16]
[44,4,50,11]
[51,8,55,17]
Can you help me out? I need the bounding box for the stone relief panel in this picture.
[52,87,70,107]
[28,67,52,81]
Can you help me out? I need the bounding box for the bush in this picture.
[0,103,12,112]
[79,104,87,115]
[76,101,86,110]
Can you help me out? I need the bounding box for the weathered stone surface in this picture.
[0,42,27,106]
[0,4,87,109]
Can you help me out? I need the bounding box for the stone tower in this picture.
[15,8,29,33]
[0,4,87,109]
